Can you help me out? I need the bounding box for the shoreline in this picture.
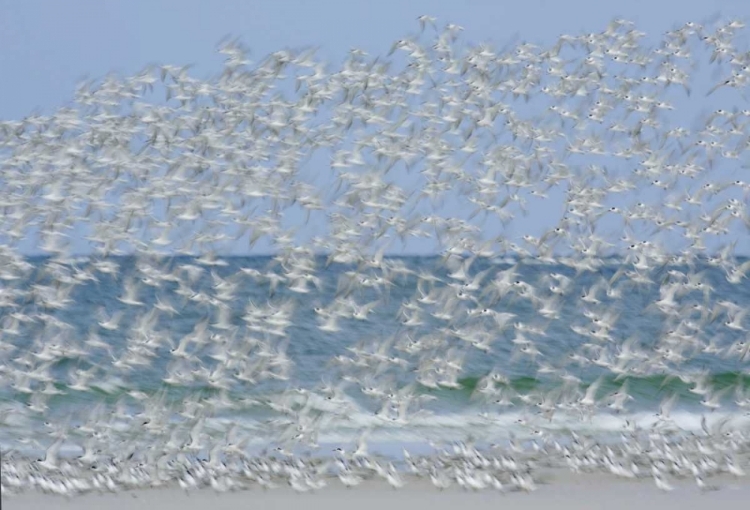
[5,475,750,510]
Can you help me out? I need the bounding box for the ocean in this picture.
[1,255,749,460]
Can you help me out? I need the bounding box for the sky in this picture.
[1,0,749,256]
[1,0,746,120]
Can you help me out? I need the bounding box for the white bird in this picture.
[37,435,65,471]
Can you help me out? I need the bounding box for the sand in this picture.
[5,476,750,510]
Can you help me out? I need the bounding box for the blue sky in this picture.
[1,1,749,256]
[1,0,745,120]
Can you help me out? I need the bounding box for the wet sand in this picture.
[6,475,750,510]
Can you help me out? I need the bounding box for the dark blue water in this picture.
[1,255,749,456]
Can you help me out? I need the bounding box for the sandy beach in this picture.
[6,476,750,510]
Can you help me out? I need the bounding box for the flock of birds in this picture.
[2,14,750,498]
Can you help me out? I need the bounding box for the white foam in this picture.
[220,407,750,445]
